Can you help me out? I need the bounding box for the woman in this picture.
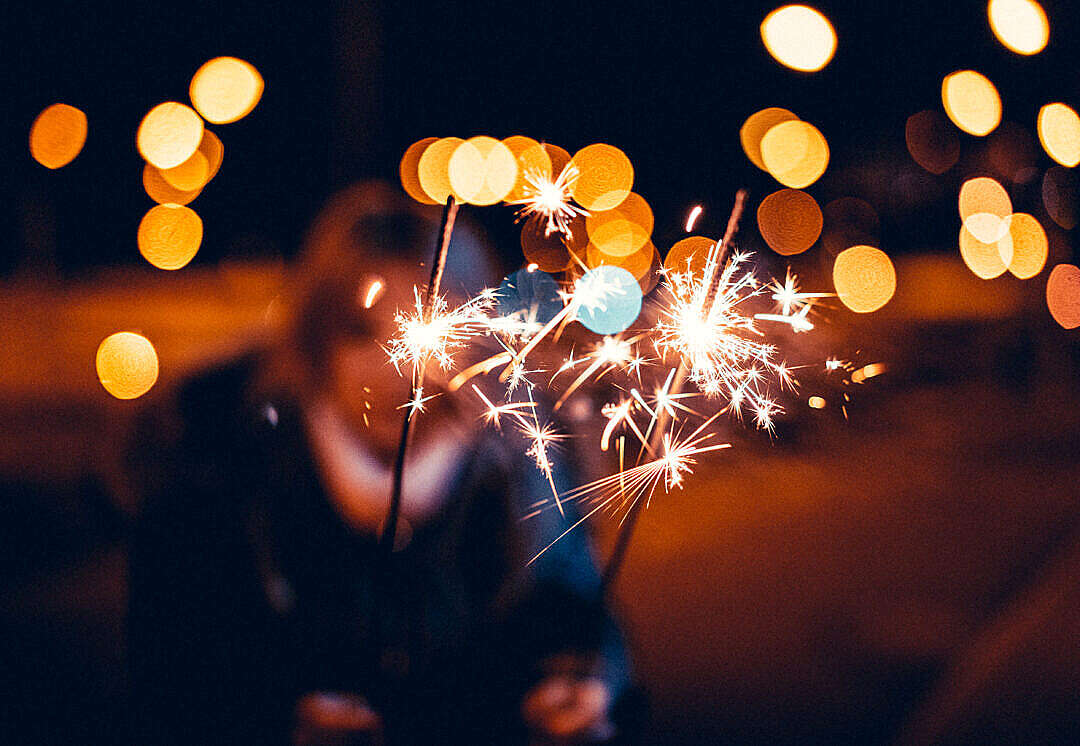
[127,182,635,744]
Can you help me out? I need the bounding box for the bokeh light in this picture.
[198,129,224,182]
[570,144,634,212]
[756,188,822,255]
[1042,166,1078,229]
[740,107,799,171]
[399,137,439,205]
[959,223,1012,279]
[143,163,202,205]
[587,192,654,237]
[760,5,837,72]
[448,136,518,205]
[1037,103,1080,168]
[905,110,960,174]
[664,236,717,280]
[96,332,159,400]
[958,176,1012,243]
[137,102,205,170]
[575,265,643,335]
[988,0,1049,56]
[189,56,264,124]
[137,204,204,270]
[503,136,553,202]
[417,136,464,204]
[808,396,826,409]
[1004,212,1048,279]
[29,103,87,169]
[588,219,651,258]
[941,70,1001,137]
[1046,263,1080,329]
[832,245,896,313]
[161,150,210,192]
[760,119,829,188]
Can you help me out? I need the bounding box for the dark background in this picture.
[6,0,1079,275]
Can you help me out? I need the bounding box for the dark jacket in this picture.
[127,357,631,744]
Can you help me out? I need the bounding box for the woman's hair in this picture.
[270,181,495,394]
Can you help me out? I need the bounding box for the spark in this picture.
[397,386,438,419]
[526,415,731,565]
[685,204,703,232]
[508,162,589,240]
[518,389,567,515]
[448,352,513,391]
[385,287,497,374]
[362,279,384,309]
[552,335,639,410]
[471,384,537,429]
[653,248,791,428]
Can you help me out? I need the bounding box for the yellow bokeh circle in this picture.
[570,143,634,212]
[1004,213,1048,279]
[399,137,439,204]
[138,102,205,170]
[959,223,1012,279]
[832,245,896,313]
[760,120,829,188]
[448,136,518,206]
[760,5,837,72]
[958,176,1012,244]
[29,103,88,169]
[96,332,159,400]
[143,163,202,206]
[189,57,264,124]
[417,136,463,204]
[740,108,800,172]
[988,0,1049,56]
[942,70,1001,137]
[161,150,210,192]
[137,204,204,270]
[1037,103,1080,168]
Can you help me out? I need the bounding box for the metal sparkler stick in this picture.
[600,189,748,593]
[379,196,459,558]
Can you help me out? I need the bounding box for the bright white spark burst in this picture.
[654,248,798,431]
[508,163,590,241]
[385,287,497,374]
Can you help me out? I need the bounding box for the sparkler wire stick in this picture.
[600,190,748,593]
[379,196,459,559]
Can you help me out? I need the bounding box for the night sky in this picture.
[6,0,1079,275]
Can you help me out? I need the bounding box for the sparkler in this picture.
[388,140,847,593]
[601,190,747,590]
[379,197,459,559]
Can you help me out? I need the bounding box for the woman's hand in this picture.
[522,674,614,744]
[293,692,382,746]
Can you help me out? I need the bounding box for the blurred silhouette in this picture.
[126,182,634,744]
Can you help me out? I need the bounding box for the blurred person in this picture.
[127,182,635,744]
